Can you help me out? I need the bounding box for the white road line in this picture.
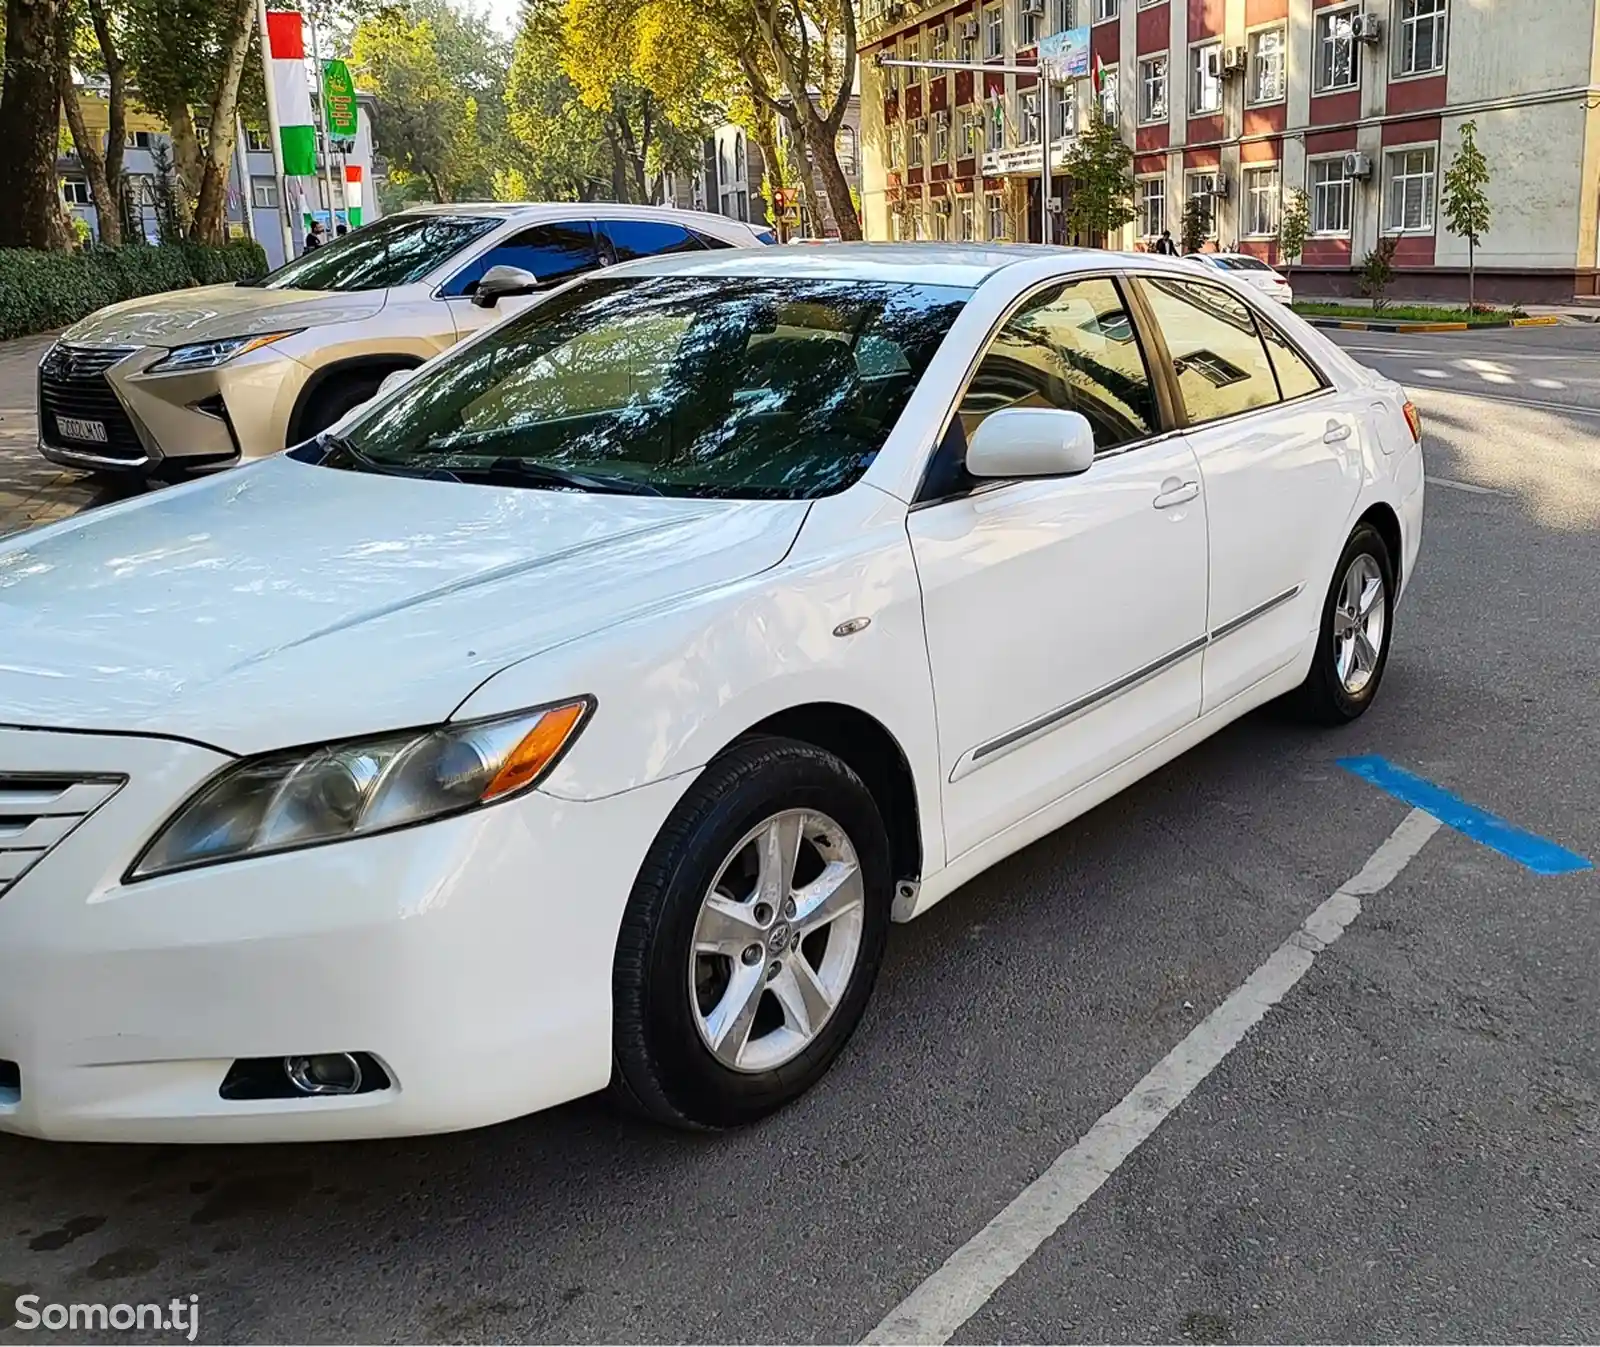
[864,808,1442,1347]
[1411,385,1600,419]
[1340,345,1587,361]
[1427,475,1504,496]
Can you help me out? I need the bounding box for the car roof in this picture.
[396,201,760,232]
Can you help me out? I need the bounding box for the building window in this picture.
[1019,89,1041,145]
[243,127,272,153]
[1137,0,1162,7]
[1017,0,1043,48]
[124,130,155,150]
[1248,26,1286,103]
[1186,171,1217,236]
[931,205,949,241]
[1244,165,1280,236]
[933,113,951,162]
[921,29,933,88]
[1139,56,1168,123]
[1100,66,1120,120]
[958,194,976,240]
[958,16,978,61]
[1138,176,1165,238]
[1386,145,1437,231]
[961,107,983,156]
[837,125,857,173]
[1052,0,1075,32]
[1309,157,1351,234]
[60,177,92,206]
[1094,0,1118,18]
[250,176,280,209]
[1395,0,1447,76]
[735,132,746,180]
[1051,82,1074,140]
[984,4,1003,58]
[932,23,948,62]
[1315,8,1359,92]
[1190,42,1221,113]
[987,97,1006,150]
[909,124,925,168]
[987,191,1006,239]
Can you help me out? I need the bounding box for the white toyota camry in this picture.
[0,245,1424,1143]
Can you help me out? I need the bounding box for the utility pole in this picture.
[253,0,296,262]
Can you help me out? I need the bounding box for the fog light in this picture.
[284,1052,363,1096]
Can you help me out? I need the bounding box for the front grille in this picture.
[38,344,146,462]
[0,774,125,899]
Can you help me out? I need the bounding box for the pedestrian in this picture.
[303,220,326,254]
[1155,229,1178,256]
[335,224,348,237]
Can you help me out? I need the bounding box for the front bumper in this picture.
[37,343,311,478]
[0,725,684,1143]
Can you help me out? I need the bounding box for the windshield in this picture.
[1222,256,1272,272]
[255,214,500,291]
[328,275,971,499]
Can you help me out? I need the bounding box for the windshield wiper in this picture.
[318,432,462,482]
[439,455,662,496]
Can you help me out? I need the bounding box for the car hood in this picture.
[61,284,386,348]
[0,458,808,754]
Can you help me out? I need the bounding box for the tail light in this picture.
[1402,401,1422,442]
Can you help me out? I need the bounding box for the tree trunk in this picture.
[166,99,202,229]
[751,111,783,238]
[1468,238,1476,311]
[422,168,449,203]
[0,0,68,249]
[189,0,255,244]
[57,10,126,245]
[806,118,860,240]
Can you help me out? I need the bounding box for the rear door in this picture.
[1134,274,1362,712]
[594,218,709,264]
[441,221,603,336]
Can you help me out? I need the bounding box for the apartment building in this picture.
[860,0,1600,300]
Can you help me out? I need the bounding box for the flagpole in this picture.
[307,3,340,231]
[254,0,296,261]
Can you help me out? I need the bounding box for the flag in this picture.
[1092,50,1104,92]
[344,164,363,227]
[266,11,317,177]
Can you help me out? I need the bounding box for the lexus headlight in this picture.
[130,699,593,880]
[146,330,301,373]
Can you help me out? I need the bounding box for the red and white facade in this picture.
[861,0,1600,301]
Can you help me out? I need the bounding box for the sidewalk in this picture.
[0,334,110,538]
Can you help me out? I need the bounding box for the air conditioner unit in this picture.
[936,197,953,215]
[1221,45,1247,74]
[960,18,979,38]
[886,0,905,19]
[1343,151,1374,179]
[1350,12,1382,42]
[1021,0,1044,14]
[935,109,951,128]
[1208,174,1231,198]
[1204,48,1223,79]
[914,116,928,131]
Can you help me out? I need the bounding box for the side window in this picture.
[1257,319,1328,401]
[694,230,735,249]
[958,276,1159,454]
[1140,276,1281,424]
[598,219,706,262]
[440,222,598,297]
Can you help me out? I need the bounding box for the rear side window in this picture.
[752,229,778,244]
[960,276,1158,453]
[694,230,735,249]
[1141,276,1280,425]
[598,219,706,262]
[440,222,599,297]
[1258,320,1327,400]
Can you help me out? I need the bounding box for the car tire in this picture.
[610,737,893,1130]
[296,371,391,443]
[1292,521,1396,725]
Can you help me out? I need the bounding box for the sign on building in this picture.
[1037,27,1090,81]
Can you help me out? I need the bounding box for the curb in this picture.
[1303,314,1563,334]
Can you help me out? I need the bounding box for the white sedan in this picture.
[0,245,1423,1142]
[1187,251,1295,304]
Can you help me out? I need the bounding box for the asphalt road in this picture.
[1,324,1597,1345]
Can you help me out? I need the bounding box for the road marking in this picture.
[1426,475,1503,495]
[1411,385,1600,420]
[863,808,1442,1346]
[1340,345,1586,362]
[1340,756,1592,876]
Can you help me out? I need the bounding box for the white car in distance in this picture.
[1187,251,1295,304]
[0,245,1424,1143]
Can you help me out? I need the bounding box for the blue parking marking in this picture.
[1338,755,1593,876]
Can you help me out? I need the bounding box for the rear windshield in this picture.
[1222,256,1272,272]
[329,275,971,499]
[254,214,500,291]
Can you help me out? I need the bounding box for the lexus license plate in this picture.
[56,416,108,444]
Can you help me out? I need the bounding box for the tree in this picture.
[1179,194,1207,255]
[1276,186,1309,286]
[1358,235,1399,312]
[0,0,74,248]
[1061,107,1135,245]
[58,0,128,245]
[1441,118,1492,310]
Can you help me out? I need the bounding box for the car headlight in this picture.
[146,330,302,373]
[129,699,593,880]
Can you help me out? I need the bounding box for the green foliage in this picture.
[1062,109,1135,243]
[148,137,185,244]
[1293,300,1523,325]
[1358,236,1399,312]
[1442,119,1492,308]
[1179,195,1207,255]
[1277,187,1309,271]
[0,240,266,339]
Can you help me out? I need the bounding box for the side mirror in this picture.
[965,408,1096,480]
[377,368,416,398]
[471,264,539,309]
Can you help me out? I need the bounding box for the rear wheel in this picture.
[610,738,892,1129]
[1292,522,1395,724]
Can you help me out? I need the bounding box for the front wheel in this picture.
[610,738,892,1129]
[1292,522,1396,724]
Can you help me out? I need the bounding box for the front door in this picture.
[442,221,603,338]
[909,275,1209,860]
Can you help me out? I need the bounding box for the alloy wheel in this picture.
[1333,552,1387,696]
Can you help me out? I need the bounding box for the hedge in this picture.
[0,240,270,342]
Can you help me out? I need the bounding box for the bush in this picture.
[0,240,269,341]
[1357,237,1399,312]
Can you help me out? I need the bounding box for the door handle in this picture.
[1324,420,1353,444]
[1152,479,1200,509]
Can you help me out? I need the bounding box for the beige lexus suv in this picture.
[37,203,772,479]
